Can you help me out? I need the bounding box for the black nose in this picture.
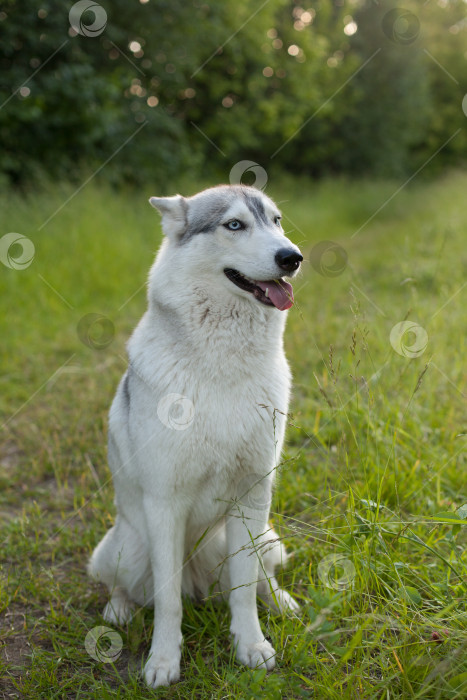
[275,248,303,273]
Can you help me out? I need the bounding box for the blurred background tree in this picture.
[0,0,465,186]
[335,0,429,177]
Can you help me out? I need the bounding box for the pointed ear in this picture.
[149,195,187,239]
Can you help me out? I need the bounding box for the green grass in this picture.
[1,170,467,698]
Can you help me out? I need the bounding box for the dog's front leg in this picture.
[226,503,276,671]
[142,496,185,688]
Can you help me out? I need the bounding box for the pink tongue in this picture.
[256,279,294,310]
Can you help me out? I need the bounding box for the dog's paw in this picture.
[258,584,300,615]
[234,637,276,671]
[102,595,135,625]
[143,654,181,688]
[273,588,300,614]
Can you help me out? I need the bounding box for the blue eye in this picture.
[274,216,282,226]
[225,219,244,231]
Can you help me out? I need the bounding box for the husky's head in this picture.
[149,185,303,312]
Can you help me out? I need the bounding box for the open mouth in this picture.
[224,268,294,311]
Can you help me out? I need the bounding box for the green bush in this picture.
[0,0,465,185]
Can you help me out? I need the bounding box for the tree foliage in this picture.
[0,0,465,185]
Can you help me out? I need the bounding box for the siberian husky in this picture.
[88,184,303,687]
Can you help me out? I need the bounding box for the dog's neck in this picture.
[146,285,287,359]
